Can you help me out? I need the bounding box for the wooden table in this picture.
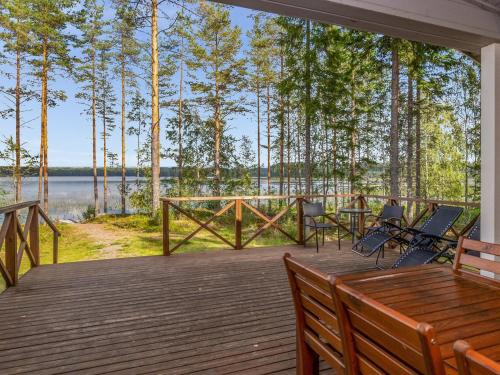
[340,264,500,374]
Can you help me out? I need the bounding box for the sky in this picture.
[0,2,259,168]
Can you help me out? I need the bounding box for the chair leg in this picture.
[337,226,341,251]
[297,342,319,375]
[322,228,325,245]
[315,229,319,253]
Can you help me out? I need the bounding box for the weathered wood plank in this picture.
[0,242,396,374]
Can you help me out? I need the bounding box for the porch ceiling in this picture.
[217,0,500,59]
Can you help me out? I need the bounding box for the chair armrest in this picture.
[420,233,456,243]
[400,226,424,236]
[383,221,405,231]
[303,215,318,227]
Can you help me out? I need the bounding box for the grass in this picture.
[89,212,301,254]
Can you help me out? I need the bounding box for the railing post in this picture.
[163,200,170,256]
[5,212,18,286]
[30,205,40,266]
[297,197,304,245]
[53,233,59,264]
[235,199,242,249]
[358,194,366,236]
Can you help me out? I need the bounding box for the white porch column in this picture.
[480,43,500,278]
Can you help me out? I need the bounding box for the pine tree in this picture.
[29,0,75,213]
[0,0,33,203]
[127,89,149,186]
[151,0,160,214]
[96,40,117,213]
[389,39,400,197]
[187,0,246,197]
[113,0,140,214]
[75,0,105,215]
[248,13,266,198]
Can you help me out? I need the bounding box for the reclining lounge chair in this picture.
[392,205,463,268]
[351,204,404,267]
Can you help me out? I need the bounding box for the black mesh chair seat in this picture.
[352,204,404,267]
[391,205,463,269]
[306,222,335,229]
[302,202,343,252]
[393,246,442,268]
[352,230,393,257]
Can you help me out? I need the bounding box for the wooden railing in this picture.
[0,201,60,287]
[161,194,480,255]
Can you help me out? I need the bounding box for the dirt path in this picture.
[72,223,134,259]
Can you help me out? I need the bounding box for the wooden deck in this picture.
[0,242,399,374]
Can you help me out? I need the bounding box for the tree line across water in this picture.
[0,0,480,217]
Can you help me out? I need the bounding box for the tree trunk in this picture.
[256,78,261,198]
[389,43,400,197]
[350,72,356,195]
[41,36,49,213]
[121,39,126,215]
[279,51,284,201]
[15,47,21,203]
[304,20,312,196]
[415,80,422,212]
[103,96,108,214]
[136,93,141,187]
[296,112,302,194]
[213,34,221,199]
[151,0,161,213]
[286,99,291,201]
[178,32,184,196]
[266,84,271,211]
[266,84,271,196]
[407,73,414,218]
[332,125,338,209]
[91,39,99,214]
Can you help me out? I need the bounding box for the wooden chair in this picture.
[454,340,500,375]
[283,253,347,375]
[335,281,445,375]
[453,237,500,281]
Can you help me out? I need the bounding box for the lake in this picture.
[0,176,358,221]
[0,176,144,221]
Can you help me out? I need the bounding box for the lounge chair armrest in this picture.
[383,216,402,223]
[420,233,455,243]
[383,221,405,231]
[400,226,424,235]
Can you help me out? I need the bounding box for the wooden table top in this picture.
[341,264,500,374]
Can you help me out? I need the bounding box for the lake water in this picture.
[0,176,144,221]
[0,176,358,221]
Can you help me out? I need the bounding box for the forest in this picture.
[0,0,481,217]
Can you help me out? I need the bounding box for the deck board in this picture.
[0,242,398,374]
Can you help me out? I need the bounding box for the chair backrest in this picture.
[380,204,404,222]
[467,217,481,241]
[454,340,500,375]
[303,202,325,217]
[335,281,445,375]
[283,253,346,375]
[419,205,463,237]
[453,237,500,280]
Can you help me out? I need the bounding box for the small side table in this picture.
[338,207,372,243]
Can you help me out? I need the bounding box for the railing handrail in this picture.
[38,207,61,236]
[161,194,480,208]
[0,200,41,215]
[161,193,480,256]
[0,201,60,289]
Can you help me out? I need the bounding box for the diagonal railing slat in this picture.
[161,194,480,255]
[0,201,60,288]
